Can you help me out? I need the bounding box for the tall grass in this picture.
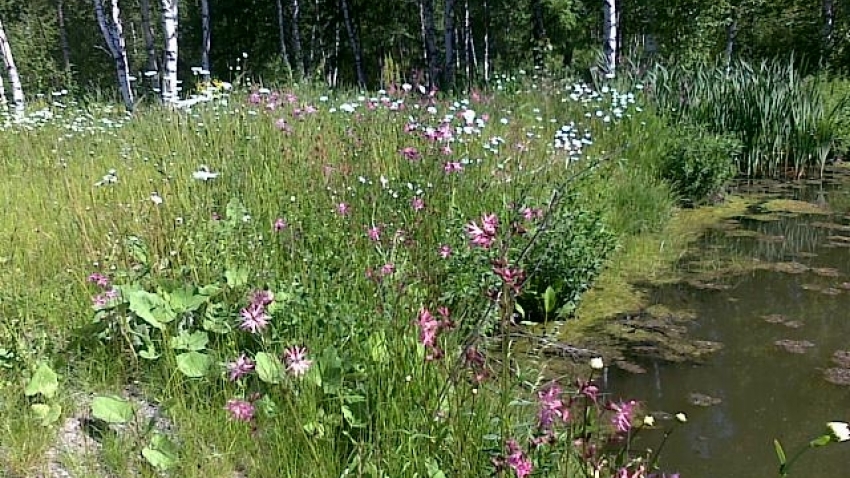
[0,78,683,477]
[645,58,848,179]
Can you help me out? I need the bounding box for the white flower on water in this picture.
[643,415,656,427]
[827,422,850,442]
[590,357,604,370]
[675,413,688,423]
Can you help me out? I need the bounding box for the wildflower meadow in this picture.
[1,72,847,477]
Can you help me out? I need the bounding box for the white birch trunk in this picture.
[0,17,25,116]
[94,0,134,111]
[290,0,305,77]
[200,0,210,80]
[0,63,6,110]
[275,0,292,75]
[483,0,490,82]
[139,0,158,86]
[160,0,179,103]
[602,0,617,77]
[57,0,72,72]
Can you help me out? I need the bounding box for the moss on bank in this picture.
[563,196,752,342]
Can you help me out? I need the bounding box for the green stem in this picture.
[780,443,813,477]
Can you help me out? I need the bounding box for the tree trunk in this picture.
[483,0,490,82]
[725,16,737,69]
[275,0,292,75]
[94,0,134,111]
[443,0,456,87]
[464,0,472,84]
[200,0,211,80]
[0,17,25,116]
[531,0,546,70]
[0,57,7,109]
[139,0,158,86]
[160,0,179,103]
[823,0,835,55]
[340,0,366,88]
[602,0,617,77]
[57,0,72,73]
[290,0,305,77]
[420,0,438,89]
[308,0,320,74]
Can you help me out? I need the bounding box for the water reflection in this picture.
[608,190,850,477]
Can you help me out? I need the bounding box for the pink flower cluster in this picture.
[416,306,454,361]
[465,213,499,249]
[88,272,120,308]
[494,439,533,478]
[609,399,638,434]
[239,290,275,334]
[537,383,570,430]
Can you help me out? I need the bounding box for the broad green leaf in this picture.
[169,331,209,351]
[198,283,222,296]
[91,395,133,424]
[425,459,447,478]
[126,288,176,329]
[225,267,249,288]
[176,352,211,378]
[166,286,208,314]
[320,347,343,394]
[31,403,62,427]
[514,301,525,318]
[141,434,178,470]
[25,363,59,399]
[255,352,282,384]
[543,286,557,314]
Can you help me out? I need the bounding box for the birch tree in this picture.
[420,0,438,88]
[443,0,456,87]
[275,0,292,74]
[200,0,211,79]
[290,0,305,77]
[823,0,834,54]
[602,0,617,76]
[340,0,365,88]
[161,0,179,103]
[57,0,71,73]
[0,16,25,116]
[94,0,134,111]
[139,0,158,84]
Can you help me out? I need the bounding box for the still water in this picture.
[608,187,850,477]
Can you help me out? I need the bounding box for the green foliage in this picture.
[646,59,844,179]
[520,194,618,319]
[659,125,741,204]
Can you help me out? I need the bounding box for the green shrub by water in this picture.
[660,125,741,205]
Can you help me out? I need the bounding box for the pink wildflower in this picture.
[411,197,425,211]
[439,244,452,258]
[578,379,600,403]
[522,207,544,221]
[225,399,255,422]
[537,383,569,429]
[239,302,270,334]
[336,203,350,216]
[441,145,453,155]
[249,289,275,307]
[465,214,499,249]
[417,308,440,348]
[273,217,288,231]
[227,354,255,381]
[380,262,395,276]
[367,226,381,241]
[248,92,261,104]
[275,118,292,132]
[87,272,110,288]
[610,400,638,433]
[506,439,534,478]
[493,264,525,293]
[400,146,421,161]
[444,161,464,173]
[283,345,313,377]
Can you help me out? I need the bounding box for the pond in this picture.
[607,180,850,477]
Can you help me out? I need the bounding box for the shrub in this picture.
[518,193,618,320]
[659,125,741,205]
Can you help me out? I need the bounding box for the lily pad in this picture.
[811,267,841,278]
[823,367,850,386]
[832,351,850,368]
[762,314,788,324]
[774,339,815,354]
[760,199,830,215]
[688,392,722,407]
